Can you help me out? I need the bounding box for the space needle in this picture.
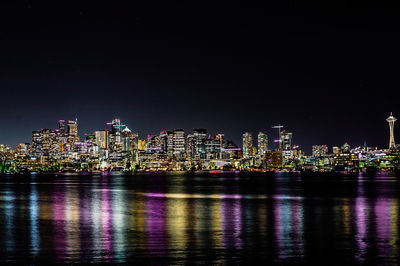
[386,112,397,149]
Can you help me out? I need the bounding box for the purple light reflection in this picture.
[53,188,66,260]
[101,188,113,261]
[146,196,167,256]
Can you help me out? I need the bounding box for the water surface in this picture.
[0,172,399,264]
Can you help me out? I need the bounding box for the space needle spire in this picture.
[386,112,397,149]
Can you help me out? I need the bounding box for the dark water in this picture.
[0,172,399,264]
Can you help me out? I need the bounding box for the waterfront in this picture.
[0,172,400,264]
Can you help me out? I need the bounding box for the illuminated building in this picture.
[173,129,185,157]
[58,120,66,132]
[341,142,351,153]
[312,145,328,157]
[332,146,340,154]
[186,133,196,160]
[220,141,241,160]
[122,127,138,154]
[67,120,79,148]
[280,130,292,151]
[186,129,208,160]
[257,132,268,157]
[205,137,222,159]
[138,140,146,151]
[215,134,225,148]
[159,131,172,154]
[264,150,283,168]
[193,129,207,155]
[146,134,163,152]
[16,143,28,156]
[109,118,125,152]
[31,129,52,157]
[74,141,90,154]
[242,132,253,158]
[387,112,397,149]
[280,130,293,161]
[95,130,109,149]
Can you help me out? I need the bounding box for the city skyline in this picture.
[2,4,400,265]
[0,113,398,154]
[0,4,399,151]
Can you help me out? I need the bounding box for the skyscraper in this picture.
[215,134,225,148]
[257,132,268,157]
[67,120,79,148]
[173,129,185,157]
[386,112,397,149]
[242,132,253,158]
[95,130,109,149]
[280,130,293,151]
[193,129,207,155]
[280,130,293,161]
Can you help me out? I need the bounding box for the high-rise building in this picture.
[122,127,138,154]
[387,112,397,149]
[109,118,126,152]
[312,145,328,157]
[173,129,185,157]
[280,130,293,151]
[95,130,109,149]
[193,129,207,155]
[242,132,253,158]
[215,134,225,148]
[257,132,268,157]
[186,133,197,160]
[67,120,79,148]
[159,131,170,154]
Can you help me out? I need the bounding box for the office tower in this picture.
[146,134,163,152]
[193,129,207,154]
[257,132,268,157]
[122,127,138,153]
[186,133,196,159]
[31,130,41,156]
[67,120,79,148]
[215,133,225,148]
[312,145,328,157]
[159,131,170,153]
[280,130,293,151]
[173,129,185,156]
[95,130,109,149]
[31,129,52,157]
[165,131,174,157]
[242,132,253,158]
[108,118,126,152]
[204,136,222,159]
[387,112,397,149]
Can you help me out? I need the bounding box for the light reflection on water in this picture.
[0,173,399,264]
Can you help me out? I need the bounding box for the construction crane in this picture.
[272,125,283,151]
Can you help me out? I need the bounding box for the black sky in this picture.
[0,3,399,152]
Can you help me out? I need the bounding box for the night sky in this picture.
[0,3,399,152]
